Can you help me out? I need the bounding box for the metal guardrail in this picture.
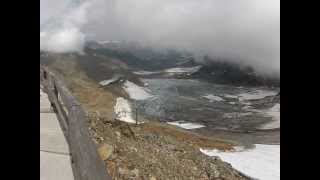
[40,66,111,180]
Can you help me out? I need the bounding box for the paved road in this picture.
[40,88,74,180]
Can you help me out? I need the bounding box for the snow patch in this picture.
[259,103,280,129]
[238,90,277,101]
[200,144,280,180]
[223,112,253,118]
[167,121,205,129]
[164,65,202,74]
[99,76,121,86]
[133,71,160,75]
[224,94,239,99]
[114,97,136,123]
[98,40,121,44]
[202,94,225,102]
[123,81,153,100]
[241,101,252,106]
[243,103,280,129]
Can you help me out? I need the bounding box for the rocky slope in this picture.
[40,54,251,180]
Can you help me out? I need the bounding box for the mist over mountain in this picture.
[41,40,279,87]
[41,0,280,78]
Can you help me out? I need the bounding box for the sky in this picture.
[40,0,280,78]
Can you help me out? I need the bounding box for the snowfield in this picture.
[114,97,136,123]
[167,121,205,129]
[122,81,153,100]
[202,94,225,102]
[200,144,280,180]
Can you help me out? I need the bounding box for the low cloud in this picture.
[41,0,280,77]
[40,0,90,53]
[40,28,85,53]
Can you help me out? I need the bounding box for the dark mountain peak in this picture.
[193,58,280,87]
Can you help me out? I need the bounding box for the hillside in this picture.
[40,52,251,180]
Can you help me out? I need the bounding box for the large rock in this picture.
[98,143,113,161]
